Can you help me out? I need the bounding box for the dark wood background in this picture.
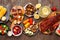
[0,0,60,40]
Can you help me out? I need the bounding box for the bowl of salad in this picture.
[0,23,9,35]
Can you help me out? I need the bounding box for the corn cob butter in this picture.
[0,6,7,19]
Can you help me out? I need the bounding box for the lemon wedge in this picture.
[34,13,40,19]
[36,3,41,9]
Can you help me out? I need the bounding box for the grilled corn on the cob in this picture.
[0,6,7,19]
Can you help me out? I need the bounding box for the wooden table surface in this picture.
[0,0,60,40]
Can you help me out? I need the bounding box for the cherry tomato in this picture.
[51,7,57,11]
[2,30,5,35]
[0,25,2,29]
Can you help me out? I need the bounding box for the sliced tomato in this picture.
[2,30,5,35]
[0,25,2,29]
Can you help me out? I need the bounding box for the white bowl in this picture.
[39,6,51,18]
[11,25,22,36]
[24,3,35,17]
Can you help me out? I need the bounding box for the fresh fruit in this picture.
[55,24,60,36]
[35,3,41,9]
[15,26,19,29]
[34,13,40,19]
[13,28,17,33]
[12,25,22,36]
[56,30,60,36]
[57,30,60,33]
[51,7,57,11]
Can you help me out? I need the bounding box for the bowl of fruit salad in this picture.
[12,25,22,36]
[0,23,9,35]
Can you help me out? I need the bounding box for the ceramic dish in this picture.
[10,6,25,24]
[39,6,51,18]
[23,18,38,36]
[24,3,35,17]
[0,23,9,35]
[0,5,10,23]
[11,25,22,36]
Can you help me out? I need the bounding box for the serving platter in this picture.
[0,5,10,23]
